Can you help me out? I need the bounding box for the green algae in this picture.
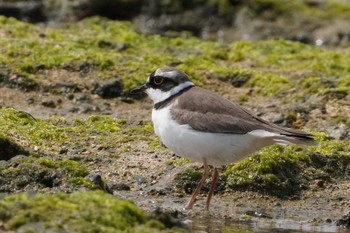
[0,191,183,233]
[0,108,67,149]
[73,115,121,133]
[226,40,350,97]
[59,160,89,178]
[1,16,350,99]
[0,107,157,153]
[224,145,308,195]
[182,167,203,181]
[228,40,348,76]
[167,157,191,167]
[189,39,350,98]
[0,107,158,155]
[224,133,350,196]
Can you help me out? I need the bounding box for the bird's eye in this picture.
[153,77,164,85]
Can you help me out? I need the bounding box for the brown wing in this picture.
[171,87,314,140]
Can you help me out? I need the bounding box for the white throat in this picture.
[145,81,194,104]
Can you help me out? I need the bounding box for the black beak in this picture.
[130,83,147,94]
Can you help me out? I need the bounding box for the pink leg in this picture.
[185,161,209,209]
[205,168,219,210]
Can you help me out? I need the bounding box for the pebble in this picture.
[59,146,68,154]
[86,173,113,194]
[41,100,56,108]
[75,94,91,102]
[26,97,35,104]
[245,210,273,219]
[336,212,350,228]
[111,183,131,191]
[326,123,349,140]
[133,175,148,186]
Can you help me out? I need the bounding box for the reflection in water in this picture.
[184,208,349,233]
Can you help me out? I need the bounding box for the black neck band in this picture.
[154,85,194,110]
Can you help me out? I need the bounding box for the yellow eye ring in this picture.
[154,77,164,85]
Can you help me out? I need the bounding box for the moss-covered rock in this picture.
[0,191,184,232]
[0,155,93,192]
[224,133,350,197]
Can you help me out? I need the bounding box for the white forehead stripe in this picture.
[154,69,179,79]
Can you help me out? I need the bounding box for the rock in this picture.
[68,106,79,113]
[150,208,185,229]
[245,210,273,219]
[336,212,350,228]
[86,174,112,194]
[326,124,349,140]
[26,97,35,104]
[41,100,56,108]
[110,183,131,191]
[148,187,170,196]
[118,97,134,103]
[79,104,94,113]
[0,74,39,91]
[79,62,91,75]
[55,82,80,92]
[0,136,28,161]
[9,154,27,162]
[272,113,285,124]
[92,80,123,99]
[59,146,68,154]
[75,94,91,102]
[133,175,148,186]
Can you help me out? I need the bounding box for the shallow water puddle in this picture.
[184,207,350,233]
[186,215,342,232]
[120,186,350,233]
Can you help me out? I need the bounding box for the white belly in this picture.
[152,105,280,167]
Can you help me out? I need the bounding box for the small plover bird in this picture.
[132,68,315,210]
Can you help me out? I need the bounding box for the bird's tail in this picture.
[273,132,316,147]
[249,129,316,148]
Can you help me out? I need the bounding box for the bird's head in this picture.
[131,68,194,103]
